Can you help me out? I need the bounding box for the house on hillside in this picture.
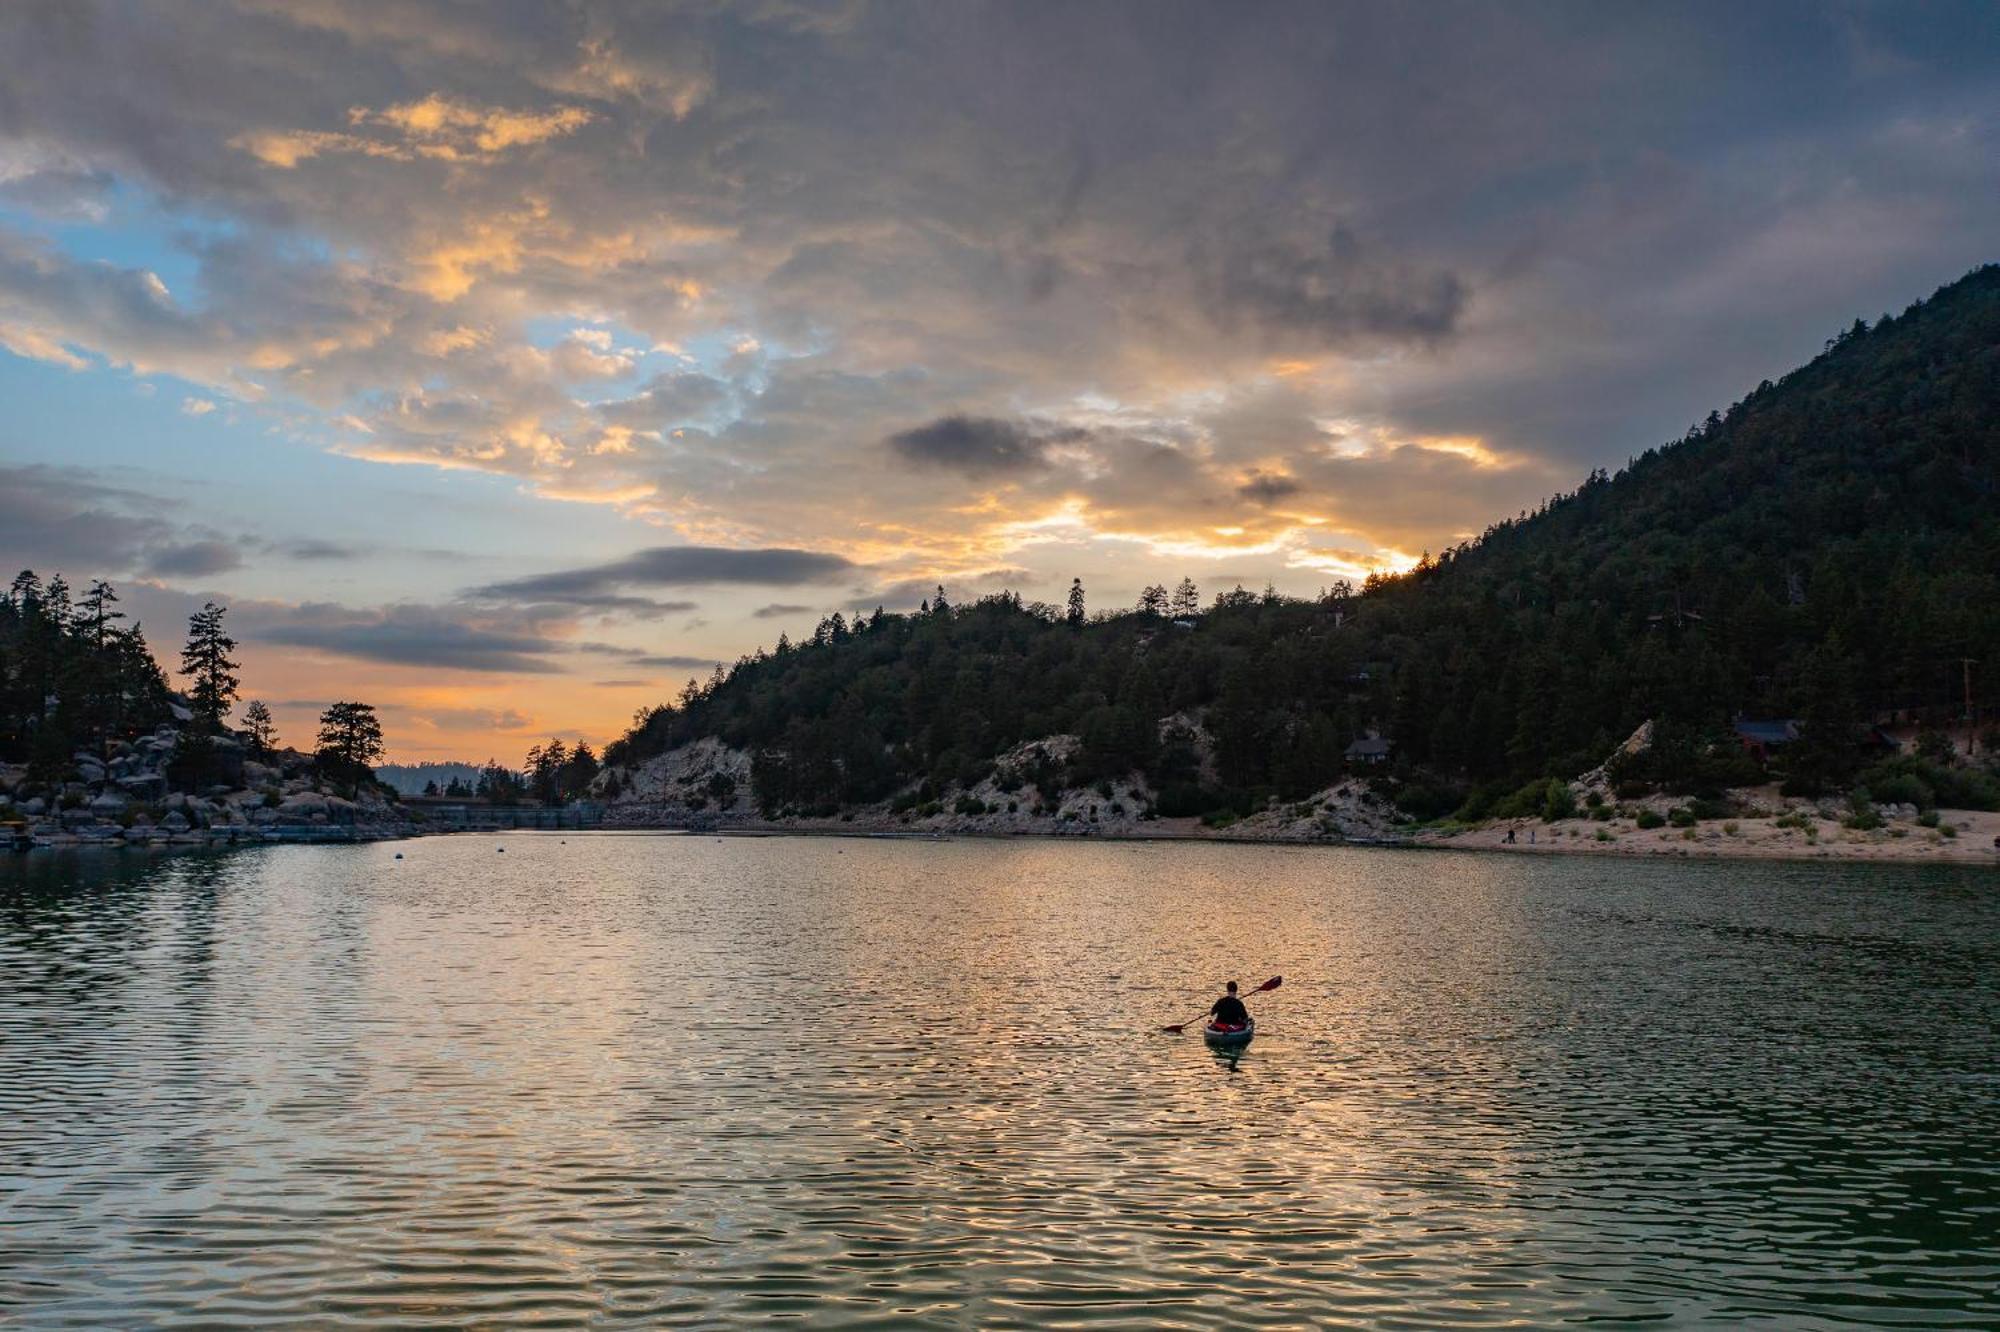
[1731,717,1799,762]
[1345,731,1392,766]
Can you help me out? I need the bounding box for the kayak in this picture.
[1203,1019,1254,1048]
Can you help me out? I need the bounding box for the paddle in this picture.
[1162,975,1282,1033]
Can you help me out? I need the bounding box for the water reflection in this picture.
[2,836,1997,1328]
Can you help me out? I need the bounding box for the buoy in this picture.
[394,853,403,860]
[498,847,505,853]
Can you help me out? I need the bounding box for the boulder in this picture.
[89,791,131,814]
[159,811,191,834]
[118,773,167,800]
[22,797,47,815]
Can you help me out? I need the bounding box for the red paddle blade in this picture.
[1256,975,1283,992]
[1162,1022,1189,1034]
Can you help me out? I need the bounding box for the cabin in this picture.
[1345,732,1392,766]
[1731,718,1799,762]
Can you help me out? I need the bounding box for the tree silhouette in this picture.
[179,602,239,733]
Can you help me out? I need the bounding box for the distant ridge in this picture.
[374,761,485,796]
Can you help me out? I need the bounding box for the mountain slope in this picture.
[604,265,2000,815]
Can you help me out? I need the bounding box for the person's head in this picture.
[1225,980,1238,995]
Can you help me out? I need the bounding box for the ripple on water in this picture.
[1,838,1997,1328]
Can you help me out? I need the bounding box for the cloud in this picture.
[234,95,593,168]
[278,538,362,561]
[145,539,243,577]
[253,603,566,673]
[632,654,721,671]
[1237,472,1303,505]
[752,602,813,618]
[886,415,1084,476]
[1202,224,1467,348]
[180,396,216,415]
[472,545,859,607]
[0,463,175,573]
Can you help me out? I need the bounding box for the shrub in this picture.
[1396,783,1465,821]
[1723,821,1740,836]
[1668,807,1696,828]
[1940,823,1957,839]
[1860,755,1999,811]
[1614,780,1653,801]
[1585,789,1604,808]
[1843,799,1883,831]
[1595,828,1613,842]
[1917,809,1940,828]
[1688,797,1732,821]
[1867,771,1933,811]
[1200,808,1237,828]
[1635,809,1666,830]
[954,795,987,816]
[1540,780,1578,823]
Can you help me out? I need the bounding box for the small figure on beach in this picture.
[1504,828,1516,844]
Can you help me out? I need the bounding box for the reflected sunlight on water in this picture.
[2,835,1997,1327]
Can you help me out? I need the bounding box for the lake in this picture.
[2,834,1996,1328]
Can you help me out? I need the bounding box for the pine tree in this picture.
[241,699,277,753]
[315,701,384,793]
[1170,578,1200,617]
[180,602,239,732]
[1066,578,1086,625]
[79,580,123,649]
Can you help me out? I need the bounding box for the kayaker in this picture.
[1209,980,1250,1030]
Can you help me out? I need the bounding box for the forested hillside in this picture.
[605,265,2000,818]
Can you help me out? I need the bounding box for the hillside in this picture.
[607,265,1996,823]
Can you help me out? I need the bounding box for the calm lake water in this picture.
[2,835,1996,1328]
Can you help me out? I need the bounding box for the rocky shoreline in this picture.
[593,736,2000,867]
[2,724,424,852]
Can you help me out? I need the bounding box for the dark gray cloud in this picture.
[471,546,859,607]
[0,463,171,574]
[632,654,721,671]
[254,603,564,674]
[752,602,813,619]
[886,416,1085,476]
[279,538,362,561]
[1203,225,1466,348]
[1238,473,1303,506]
[145,539,243,577]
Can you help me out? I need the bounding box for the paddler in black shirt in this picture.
[1209,980,1250,1030]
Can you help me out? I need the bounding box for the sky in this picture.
[2,1,1997,762]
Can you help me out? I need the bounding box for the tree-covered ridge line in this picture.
[604,264,2000,819]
